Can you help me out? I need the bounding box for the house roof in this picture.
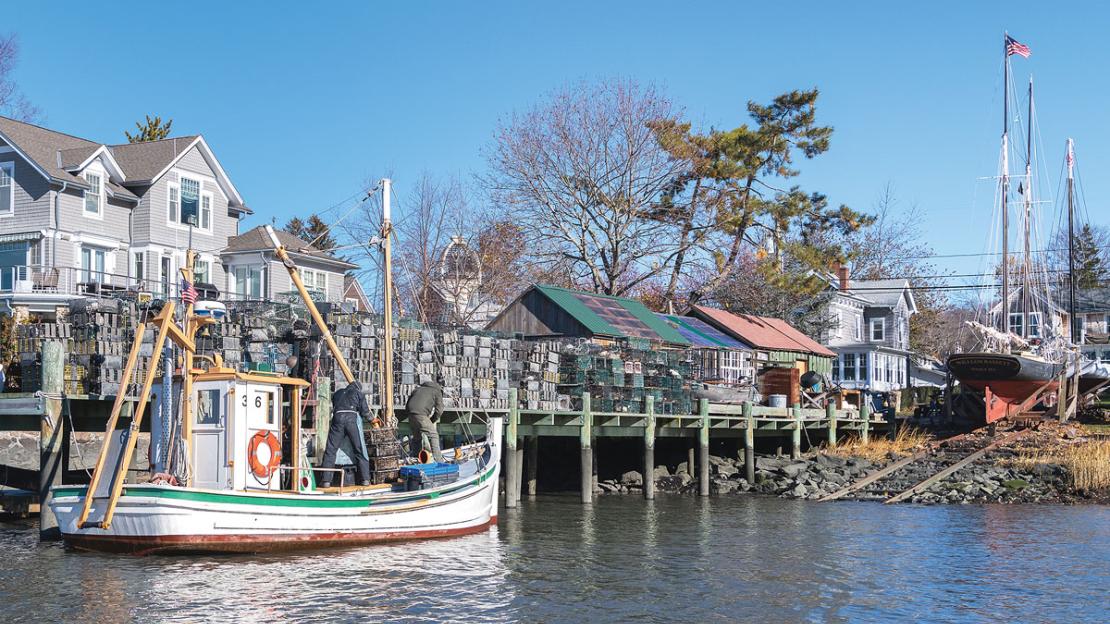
[1075,288,1110,313]
[343,274,373,311]
[529,285,690,345]
[848,278,917,312]
[688,305,835,357]
[0,115,246,211]
[107,135,200,182]
[223,226,357,269]
[658,314,750,350]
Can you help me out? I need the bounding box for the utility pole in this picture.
[381,179,395,426]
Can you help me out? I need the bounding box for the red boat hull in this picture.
[947,353,1061,423]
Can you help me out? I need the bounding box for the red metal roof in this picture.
[688,305,835,358]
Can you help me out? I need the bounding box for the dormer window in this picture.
[84,172,102,215]
[168,176,212,230]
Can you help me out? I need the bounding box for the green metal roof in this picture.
[533,285,691,345]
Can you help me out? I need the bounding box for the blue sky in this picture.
[7,1,1108,282]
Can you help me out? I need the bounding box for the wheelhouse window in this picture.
[0,162,12,214]
[84,173,102,215]
[870,318,885,342]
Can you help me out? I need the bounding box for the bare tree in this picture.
[0,34,39,122]
[484,79,684,296]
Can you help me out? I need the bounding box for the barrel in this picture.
[768,394,788,408]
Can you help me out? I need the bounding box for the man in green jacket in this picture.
[405,379,445,463]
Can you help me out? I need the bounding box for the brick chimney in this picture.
[837,265,850,292]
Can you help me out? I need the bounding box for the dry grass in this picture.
[1011,440,1110,492]
[827,426,930,462]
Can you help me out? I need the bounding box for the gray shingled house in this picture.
[0,115,253,316]
[221,226,356,304]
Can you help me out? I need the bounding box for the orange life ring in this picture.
[248,431,282,479]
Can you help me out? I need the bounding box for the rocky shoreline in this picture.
[597,423,1109,505]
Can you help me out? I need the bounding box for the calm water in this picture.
[1,496,1107,623]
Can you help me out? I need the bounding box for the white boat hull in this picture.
[49,461,500,555]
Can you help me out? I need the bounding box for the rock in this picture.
[755,457,784,470]
[791,484,808,498]
[598,480,620,493]
[708,455,732,467]
[676,461,689,475]
[716,464,738,478]
[712,479,738,494]
[653,465,671,479]
[620,470,643,486]
[1003,479,1031,491]
[677,471,694,486]
[780,463,810,478]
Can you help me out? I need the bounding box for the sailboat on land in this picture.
[48,180,502,554]
[947,34,1067,423]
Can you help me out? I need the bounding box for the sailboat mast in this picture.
[1067,139,1077,343]
[1022,76,1033,338]
[381,179,395,425]
[1000,33,1011,348]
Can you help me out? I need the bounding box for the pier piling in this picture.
[743,401,755,484]
[525,435,538,497]
[580,393,593,504]
[698,399,710,497]
[791,403,802,459]
[505,390,521,508]
[826,402,837,448]
[861,401,871,443]
[643,396,655,500]
[39,341,65,541]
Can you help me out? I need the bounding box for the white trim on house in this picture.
[0,146,14,154]
[70,145,127,182]
[145,136,245,209]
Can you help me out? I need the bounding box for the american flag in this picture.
[181,277,198,306]
[1006,35,1030,58]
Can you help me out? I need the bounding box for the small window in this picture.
[0,162,13,214]
[84,172,102,215]
[1009,313,1024,337]
[859,352,869,382]
[194,259,210,284]
[843,353,857,381]
[234,265,263,299]
[134,252,145,286]
[870,318,885,342]
[168,183,180,222]
[855,315,862,340]
[200,193,212,230]
[832,356,841,380]
[196,389,222,426]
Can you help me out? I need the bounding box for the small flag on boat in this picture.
[1006,35,1031,58]
[181,277,198,306]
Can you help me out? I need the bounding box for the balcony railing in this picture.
[0,265,344,304]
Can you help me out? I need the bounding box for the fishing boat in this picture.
[946,34,1068,423]
[48,180,502,554]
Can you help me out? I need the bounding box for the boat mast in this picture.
[1000,33,1011,351]
[1067,138,1077,343]
[1022,76,1033,341]
[381,179,395,425]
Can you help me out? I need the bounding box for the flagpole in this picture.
[1001,32,1010,347]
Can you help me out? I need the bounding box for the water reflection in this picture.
[2,500,1109,623]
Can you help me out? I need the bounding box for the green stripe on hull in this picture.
[54,466,494,509]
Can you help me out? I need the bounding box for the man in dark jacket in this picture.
[405,379,445,463]
[319,380,372,487]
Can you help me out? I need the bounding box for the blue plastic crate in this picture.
[400,462,460,490]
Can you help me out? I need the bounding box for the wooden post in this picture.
[180,249,196,486]
[698,398,710,497]
[861,397,871,444]
[314,377,332,462]
[743,401,755,485]
[1056,371,1068,422]
[580,392,592,504]
[505,388,520,508]
[644,395,656,500]
[826,402,837,448]
[291,384,301,489]
[791,403,802,459]
[943,371,953,425]
[524,435,538,497]
[39,340,64,540]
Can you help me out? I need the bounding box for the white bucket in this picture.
[768,394,788,408]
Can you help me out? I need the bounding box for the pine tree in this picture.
[125,115,173,143]
[1074,224,1107,288]
[283,214,337,251]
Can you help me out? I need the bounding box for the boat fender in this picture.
[248,431,283,479]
